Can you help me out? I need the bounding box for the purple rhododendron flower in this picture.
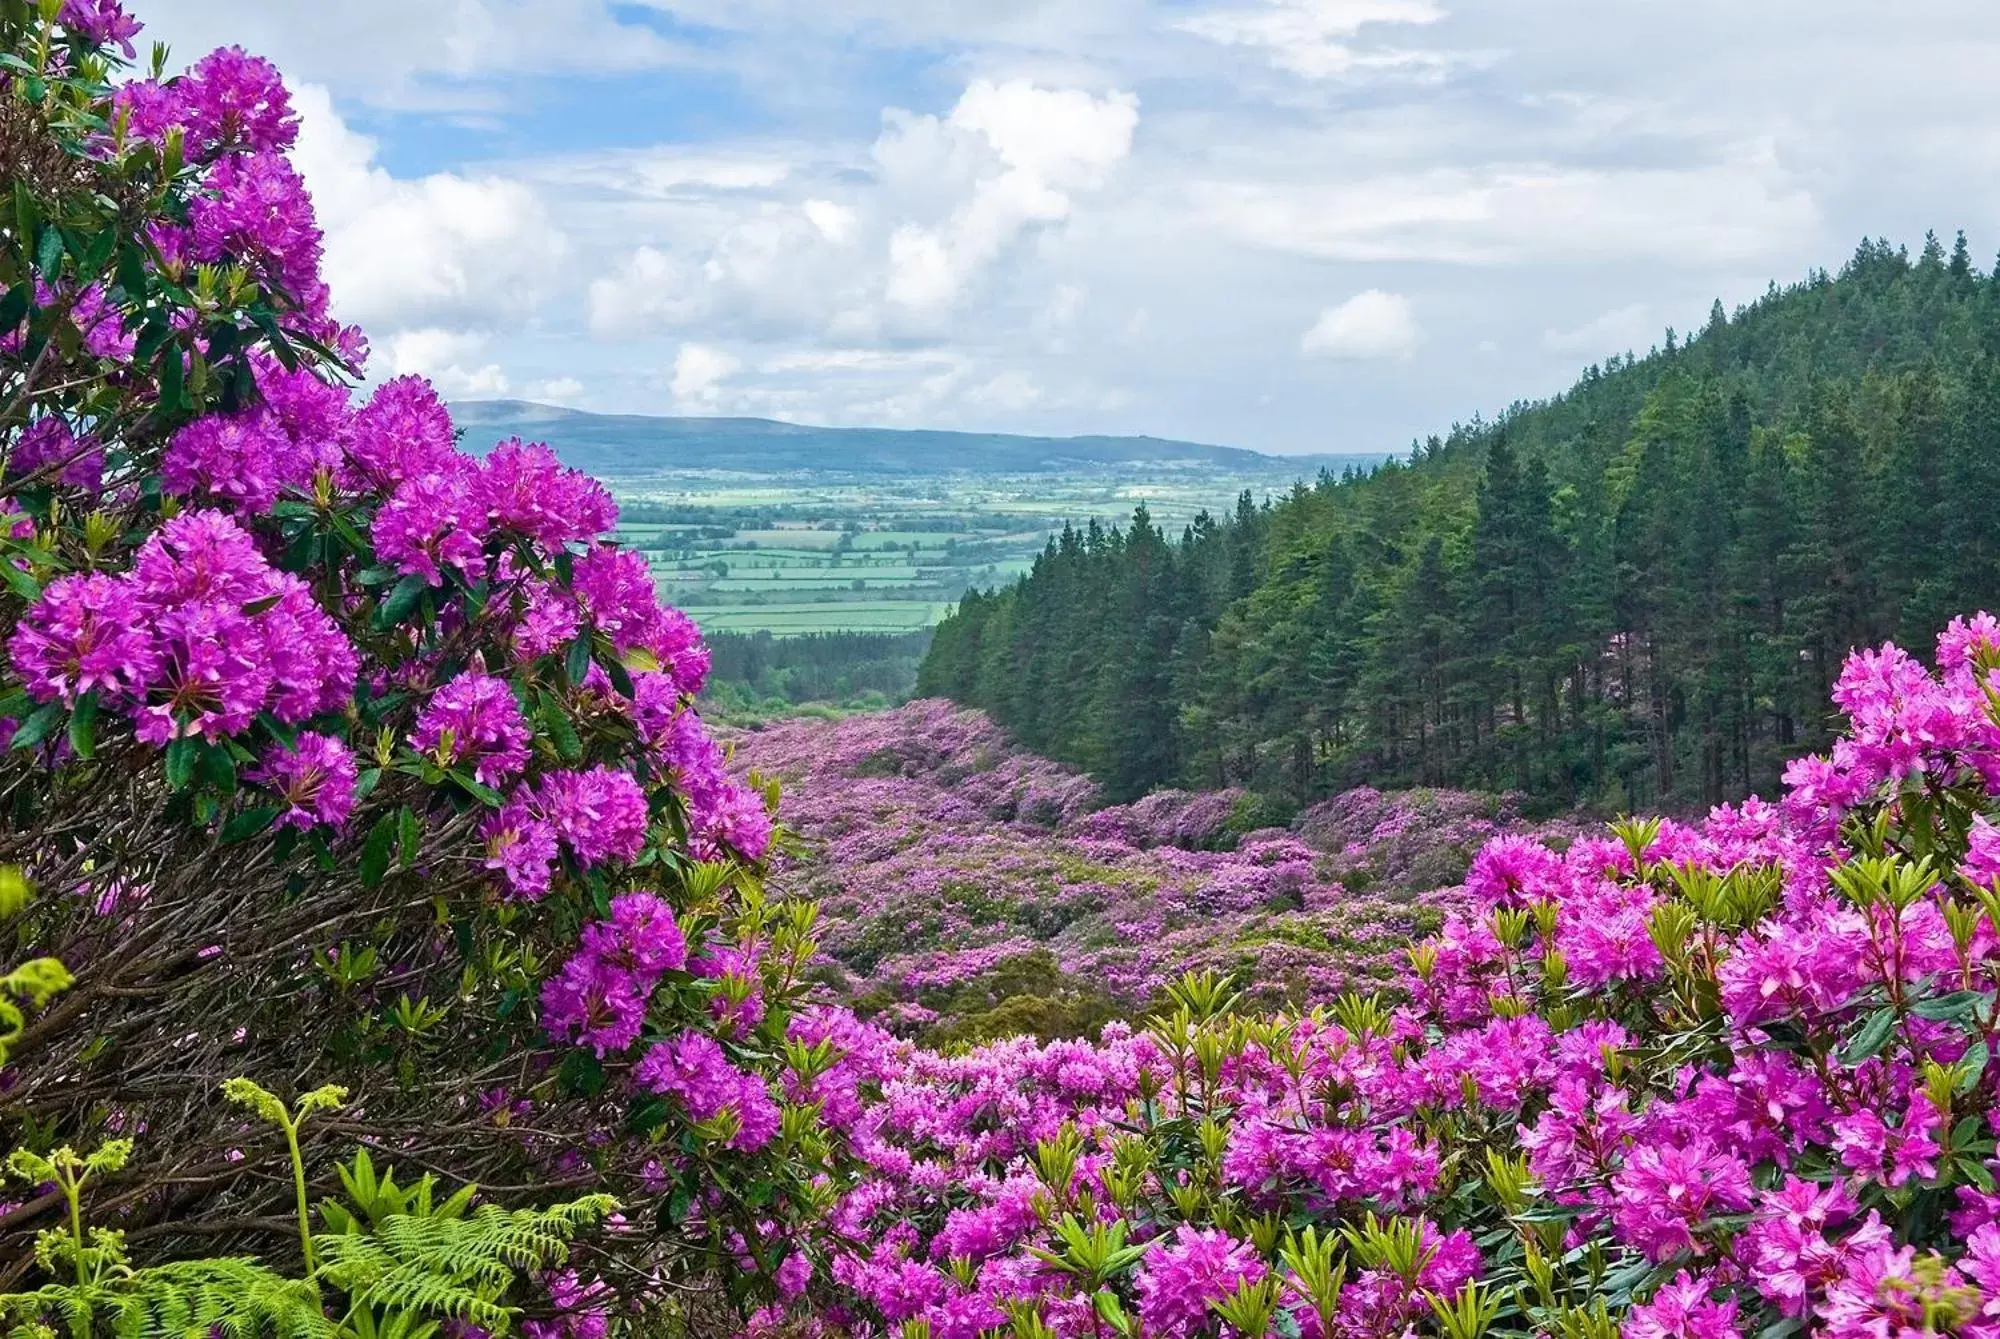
[176,46,297,157]
[410,670,532,786]
[250,730,358,831]
[58,0,140,55]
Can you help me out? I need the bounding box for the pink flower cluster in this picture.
[10,509,356,744]
[480,767,651,900]
[541,892,688,1057]
[410,671,532,786]
[248,730,358,831]
[633,1032,781,1152]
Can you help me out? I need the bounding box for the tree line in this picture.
[919,235,2000,811]
[704,630,931,716]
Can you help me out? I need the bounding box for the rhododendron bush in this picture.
[0,1,824,1323]
[735,620,2000,1338]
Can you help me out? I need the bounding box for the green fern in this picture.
[0,1132,616,1339]
[318,1197,618,1334]
[0,1255,335,1339]
[322,1151,475,1236]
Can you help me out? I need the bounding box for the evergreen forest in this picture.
[920,235,2000,811]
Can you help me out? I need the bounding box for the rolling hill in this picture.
[449,400,1380,477]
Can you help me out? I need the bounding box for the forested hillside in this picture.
[920,235,2000,810]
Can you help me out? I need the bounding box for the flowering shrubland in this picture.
[731,701,1575,1028]
[13,5,2000,1339]
[0,2,824,1328]
[727,616,2000,1338]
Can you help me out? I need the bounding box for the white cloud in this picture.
[1176,0,1448,79]
[1199,151,1820,267]
[533,150,794,198]
[1178,0,1448,78]
[671,344,743,407]
[804,199,860,244]
[584,77,1137,346]
[1301,291,1419,359]
[381,329,513,398]
[879,80,1139,321]
[154,0,687,106]
[291,86,569,334]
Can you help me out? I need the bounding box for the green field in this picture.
[608,465,1332,637]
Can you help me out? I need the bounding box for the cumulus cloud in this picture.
[381,329,512,397]
[1302,291,1419,359]
[381,331,587,405]
[291,85,570,334]
[878,80,1138,321]
[585,77,1137,345]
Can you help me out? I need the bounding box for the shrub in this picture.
[0,1,840,1319]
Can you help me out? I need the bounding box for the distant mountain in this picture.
[450,401,1377,477]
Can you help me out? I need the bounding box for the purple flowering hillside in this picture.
[733,617,2000,1339]
[731,699,1586,1029]
[15,6,2000,1339]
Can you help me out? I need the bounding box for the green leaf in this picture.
[9,702,62,752]
[374,573,426,630]
[115,242,147,299]
[34,223,62,279]
[13,181,39,255]
[156,337,184,411]
[78,227,116,283]
[540,694,583,762]
[220,806,281,844]
[0,559,43,603]
[66,692,96,760]
[450,772,504,807]
[359,813,396,887]
[1840,1008,1898,1065]
[558,1049,605,1098]
[565,631,593,686]
[199,742,238,794]
[397,807,422,868]
[0,283,28,334]
[1960,1041,1990,1093]
[605,655,634,699]
[1914,990,1987,1021]
[164,737,198,790]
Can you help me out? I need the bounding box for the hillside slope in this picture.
[922,235,2000,811]
[730,699,1584,1039]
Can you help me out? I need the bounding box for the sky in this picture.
[145,1,2000,456]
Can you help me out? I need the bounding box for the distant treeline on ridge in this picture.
[919,235,2000,812]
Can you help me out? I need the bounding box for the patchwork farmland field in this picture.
[605,466,1343,637]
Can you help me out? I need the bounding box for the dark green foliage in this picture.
[922,236,2000,811]
[701,631,931,717]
